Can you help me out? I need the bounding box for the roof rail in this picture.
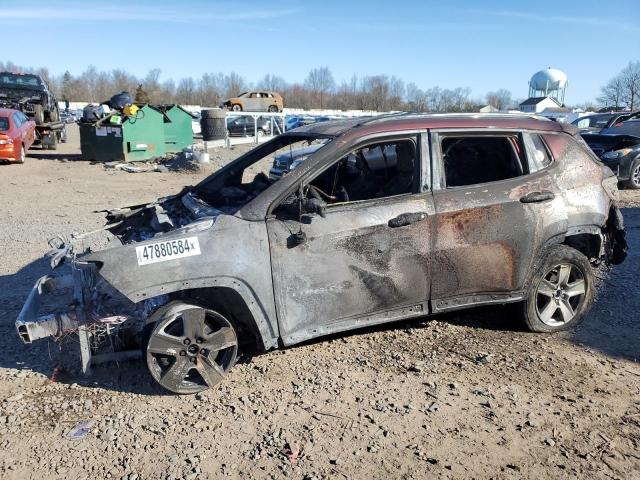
[353,111,552,126]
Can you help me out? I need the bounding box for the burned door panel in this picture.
[430,131,568,304]
[267,194,434,345]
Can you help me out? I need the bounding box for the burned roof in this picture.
[292,112,568,138]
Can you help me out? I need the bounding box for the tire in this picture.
[16,145,25,164]
[257,129,265,139]
[47,132,58,150]
[144,302,238,394]
[623,159,640,190]
[33,105,45,125]
[519,245,594,332]
[47,107,59,123]
[268,105,278,113]
[231,104,242,112]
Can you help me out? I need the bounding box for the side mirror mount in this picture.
[301,197,327,218]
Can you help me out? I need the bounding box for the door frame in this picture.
[266,130,435,345]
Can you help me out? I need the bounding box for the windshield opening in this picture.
[0,73,41,87]
[192,134,331,213]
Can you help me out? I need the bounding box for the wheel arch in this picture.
[138,277,279,352]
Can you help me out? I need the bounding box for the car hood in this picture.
[581,133,640,153]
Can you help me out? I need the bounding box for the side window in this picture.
[441,135,526,187]
[308,138,418,204]
[524,133,552,172]
[12,112,22,128]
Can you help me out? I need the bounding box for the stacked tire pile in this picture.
[200,108,227,141]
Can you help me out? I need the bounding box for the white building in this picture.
[519,96,563,113]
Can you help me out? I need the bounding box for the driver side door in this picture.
[266,134,435,345]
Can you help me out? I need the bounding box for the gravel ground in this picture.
[0,125,638,480]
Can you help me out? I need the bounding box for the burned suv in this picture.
[0,72,59,125]
[16,114,627,394]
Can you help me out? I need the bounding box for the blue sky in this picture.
[1,0,638,104]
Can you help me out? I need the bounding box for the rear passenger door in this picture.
[429,130,567,311]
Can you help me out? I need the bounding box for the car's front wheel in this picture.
[231,104,242,112]
[145,302,238,394]
[520,245,594,332]
[268,105,278,113]
[623,158,640,190]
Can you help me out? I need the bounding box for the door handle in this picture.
[520,191,555,203]
[388,212,428,228]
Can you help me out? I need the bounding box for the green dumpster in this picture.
[161,105,194,153]
[79,104,166,162]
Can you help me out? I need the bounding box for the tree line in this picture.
[0,60,637,112]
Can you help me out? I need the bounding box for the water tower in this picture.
[528,67,568,104]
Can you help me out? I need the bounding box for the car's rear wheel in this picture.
[231,104,242,112]
[623,159,640,190]
[268,105,278,113]
[145,302,238,394]
[17,145,25,164]
[520,245,594,332]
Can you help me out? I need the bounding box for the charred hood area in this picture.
[104,173,274,244]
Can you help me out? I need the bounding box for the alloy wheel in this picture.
[146,304,237,394]
[632,164,640,188]
[535,263,586,327]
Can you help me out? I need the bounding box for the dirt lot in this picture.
[0,125,638,480]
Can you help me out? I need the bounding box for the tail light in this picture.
[0,134,12,145]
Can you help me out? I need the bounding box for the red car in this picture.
[0,108,36,163]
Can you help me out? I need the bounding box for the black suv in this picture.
[0,72,59,125]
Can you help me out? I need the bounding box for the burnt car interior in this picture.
[442,135,527,187]
[303,139,418,204]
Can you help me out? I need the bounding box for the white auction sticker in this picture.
[136,237,201,266]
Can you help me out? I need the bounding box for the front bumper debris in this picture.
[16,274,80,343]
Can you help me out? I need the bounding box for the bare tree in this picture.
[305,67,335,108]
[620,61,640,110]
[223,72,246,98]
[598,75,625,109]
[598,61,640,110]
[258,74,288,92]
[486,88,512,110]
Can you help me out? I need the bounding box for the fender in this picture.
[134,275,279,350]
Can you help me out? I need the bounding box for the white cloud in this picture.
[0,5,299,24]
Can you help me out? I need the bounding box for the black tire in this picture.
[47,107,59,123]
[519,245,594,332]
[47,132,58,150]
[623,158,640,190]
[231,104,242,112]
[17,145,25,164]
[33,105,45,125]
[268,105,278,113]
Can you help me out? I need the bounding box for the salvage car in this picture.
[16,114,627,394]
[571,112,635,132]
[0,72,59,125]
[227,115,279,137]
[221,91,283,112]
[0,108,36,163]
[582,119,640,189]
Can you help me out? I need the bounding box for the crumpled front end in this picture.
[15,239,166,346]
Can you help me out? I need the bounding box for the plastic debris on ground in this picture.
[67,419,96,440]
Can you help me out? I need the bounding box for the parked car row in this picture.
[577,112,640,189]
